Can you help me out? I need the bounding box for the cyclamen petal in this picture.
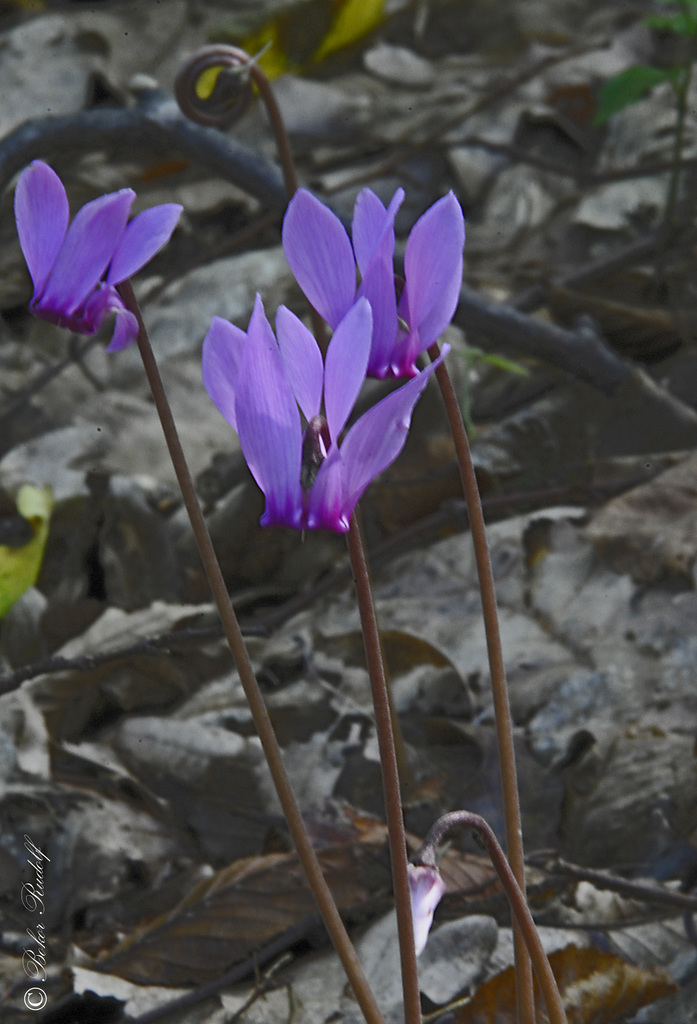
[408,864,445,956]
[339,345,449,513]
[306,445,348,531]
[82,285,132,350]
[235,297,304,528]
[323,297,372,442]
[282,189,356,328]
[275,305,324,421]
[401,191,465,349]
[203,298,442,533]
[357,256,398,378]
[40,189,135,314]
[14,161,182,348]
[352,187,403,277]
[14,161,69,297]
[105,306,140,353]
[202,316,248,432]
[282,186,464,381]
[388,323,424,379]
[107,204,183,285]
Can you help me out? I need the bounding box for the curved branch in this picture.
[0,85,286,213]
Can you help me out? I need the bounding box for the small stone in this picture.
[363,43,435,88]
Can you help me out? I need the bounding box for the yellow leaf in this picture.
[313,0,385,63]
[0,486,53,619]
[450,945,677,1024]
[240,0,386,79]
[195,64,225,100]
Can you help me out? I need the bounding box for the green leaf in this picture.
[458,345,529,376]
[0,486,53,619]
[646,11,697,32]
[479,352,530,376]
[645,0,697,35]
[593,65,680,125]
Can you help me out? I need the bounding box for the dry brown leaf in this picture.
[88,818,393,986]
[450,945,676,1024]
[585,452,697,583]
[437,846,501,901]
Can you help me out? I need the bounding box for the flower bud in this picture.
[408,863,445,955]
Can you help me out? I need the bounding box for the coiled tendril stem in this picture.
[175,45,298,197]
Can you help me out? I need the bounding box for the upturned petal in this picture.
[401,192,464,349]
[323,297,371,442]
[275,305,324,421]
[339,346,449,514]
[357,257,398,378]
[235,297,303,528]
[202,316,248,432]
[352,187,403,277]
[408,864,445,955]
[105,307,139,352]
[388,325,423,380]
[14,160,69,297]
[282,189,356,328]
[107,203,183,284]
[353,189,403,375]
[306,445,349,532]
[40,189,135,314]
[81,284,132,344]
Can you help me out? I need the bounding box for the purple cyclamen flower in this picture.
[282,187,464,379]
[202,294,448,532]
[408,863,445,956]
[14,160,182,352]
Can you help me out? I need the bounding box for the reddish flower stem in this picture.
[347,514,422,1024]
[119,279,386,1024]
[427,343,534,1024]
[415,811,568,1024]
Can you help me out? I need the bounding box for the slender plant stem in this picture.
[346,515,422,1024]
[663,2,697,241]
[118,279,385,1024]
[427,343,534,1024]
[415,812,568,1024]
[246,57,329,347]
[246,64,298,198]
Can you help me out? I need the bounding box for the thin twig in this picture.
[0,87,286,212]
[536,856,697,913]
[511,231,664,313]
[455,283,697,439]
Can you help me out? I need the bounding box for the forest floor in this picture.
[2,1,697,1022]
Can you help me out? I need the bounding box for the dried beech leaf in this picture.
[322,627,454,676]
[451,945,676,1024]
[585,452,697,583]
[90,824,392,986]
[437,847,501,901]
